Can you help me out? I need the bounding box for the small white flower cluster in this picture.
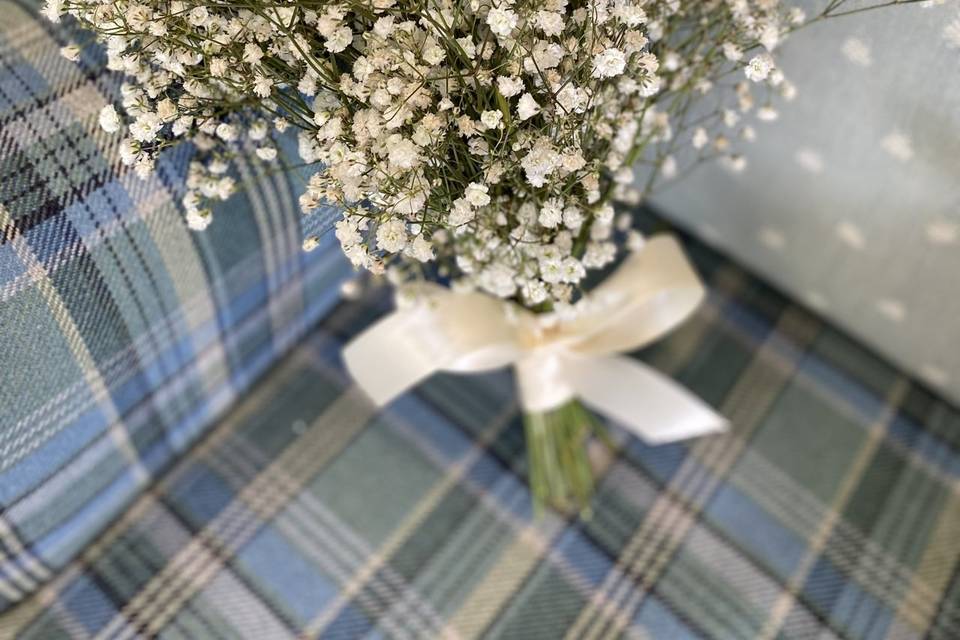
[53,0,809,306]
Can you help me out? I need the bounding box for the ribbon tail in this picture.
[342,307,443,407]
[569,355,727,444]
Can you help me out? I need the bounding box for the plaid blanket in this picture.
[2,232,957,639]
[0,0,348,613]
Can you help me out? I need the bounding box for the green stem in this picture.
[523,399,612,517]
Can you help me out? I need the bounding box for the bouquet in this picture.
[48,0,925,512]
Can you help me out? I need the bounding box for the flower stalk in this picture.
[524,399,612,516]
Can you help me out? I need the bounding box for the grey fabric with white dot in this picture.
[653,1,960,405]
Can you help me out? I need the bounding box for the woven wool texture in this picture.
[3,232,959,639]
[0,0,348,612]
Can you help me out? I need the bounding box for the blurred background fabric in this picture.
[0,0,347,612]
[4,225,959,640]
[654,0,960,405]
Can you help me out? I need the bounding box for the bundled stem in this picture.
[524,399,612,516]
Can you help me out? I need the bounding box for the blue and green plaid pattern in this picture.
[0,0,349,613]
[2,232,957,639]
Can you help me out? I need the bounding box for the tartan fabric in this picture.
[0,0,348,614]
[2,234,957,640]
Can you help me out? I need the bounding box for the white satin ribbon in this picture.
[343,234,727,444]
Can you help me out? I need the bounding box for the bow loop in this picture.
[555,235,706,357]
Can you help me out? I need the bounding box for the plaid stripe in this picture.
[0,0,349,614]
[2,229,957,640]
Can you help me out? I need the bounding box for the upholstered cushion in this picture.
[2,228,957,639]
[0,0,349,612]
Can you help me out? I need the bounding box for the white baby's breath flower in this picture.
[448,198,475,226]
[626,230,646,252]
[563,206,583,230]
[99,105,121,133]
[387,137,421,169]
[209,58,228,78]
[249,121,268,141]
[253,76,272,98]
[256,146,278,161]
[243,43,264,65]
[521,138,560,187]
[456,36,477,59]
[187,6,209,27]
[60,44,80,62]
[556,85,587,113]
[480,110,503,130]
[129,112,162,142]
[118,139,138,166]
[614,167,633,184]
[521,280,548,305]
[134,156,154,179]
[486,7,518,37]
[591,48,627,79]
[406,235,435,262]
[538,199,563,228]
[376,219,408,252]
[373,16,396,38]
[722,43,743,61]
[42,0,64,22]
[744,54,774,82]
[478,263,517,297]
[534,11,565,37]
[559,257,586,284]
[756,106,778,121]
[582,242,616,269]
[723,154,747,172]
[215,177,235,199]
[779,80,798,101]
[156,98,177,122]
[760,24,780,51]
[182,191,201,213]
[516,93,540,121]
[691,127,708,149]
[497,76,523,98]
[215,122,238,141]
[186,209,213,231]
[464,182,491,207]
[422,43,445,65]
[325,26,353,53]
[298,75,318,96]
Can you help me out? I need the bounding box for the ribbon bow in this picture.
[343,234,727,444]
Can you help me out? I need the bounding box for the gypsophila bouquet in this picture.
[48,0,927,511]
